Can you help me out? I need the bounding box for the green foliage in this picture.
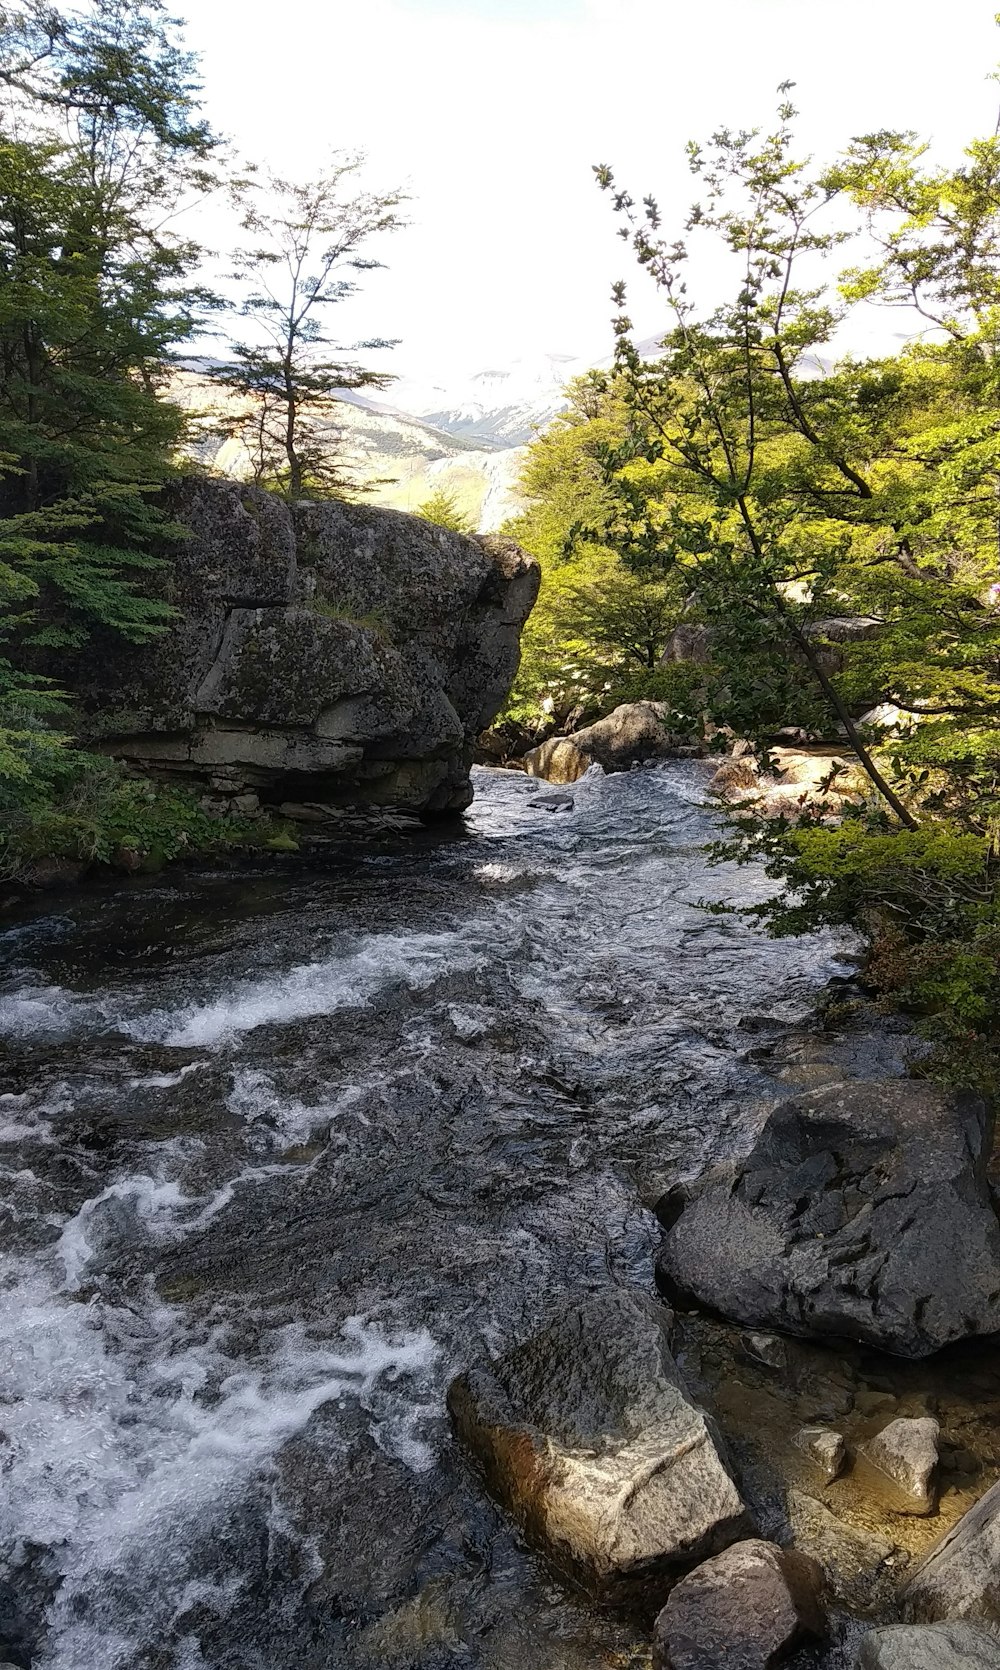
[0,745,271,878]
[217,159,405,500]
[716,813,1000,1090]
[0,1,217,650]
[416,489,475,535]
[536,70,1000,1086]
[604,660,712,730]
[501,380,691,730]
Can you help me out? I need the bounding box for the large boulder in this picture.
[859,1623,1000,1668]
[903,1479,1000,1622]
[656,1082,1000,1358]
[652,1539,826,1670]
[447,1289,751,1598]
[72,480,539,818]
[524,702,682,783]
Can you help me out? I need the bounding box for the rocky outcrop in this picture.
[447,1289,750,1598]
[903,1478,1000,1621]
[524,702,686,783]
[859,1624,1000,1668]
[652,1539,826,1670]
[76,480,539,819]
[656,1082,1000,1358]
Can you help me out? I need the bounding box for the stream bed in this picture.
[0,762,985,1670]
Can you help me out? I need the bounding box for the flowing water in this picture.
[0,763,857,1670]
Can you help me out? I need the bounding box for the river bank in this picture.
[0,762,996,1670]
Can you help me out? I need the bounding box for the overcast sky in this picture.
[181,0,1000,388]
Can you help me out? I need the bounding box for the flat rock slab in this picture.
[653,1538,826,1670]
[857,1417,939,1515]
[903,1477,1000,1621]
[859,1623,1000,1668]
[657,1082,1000,1358]
[447,1289,751,1597]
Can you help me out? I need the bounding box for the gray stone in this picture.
[653,1538,826,1670]
[447,1289,750,1598]
[68,480,539,818]
[524,702,681,783]
[858,1417,939,1515]
[531,791,575,812]
[657,1082,1000,1358]
[795,1427,846,1483]
[859,1623,1000,1669]
[903,1478,1000,1622]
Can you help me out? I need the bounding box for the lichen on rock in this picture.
[72,479,539,821]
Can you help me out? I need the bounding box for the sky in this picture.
[179,0,1000,394]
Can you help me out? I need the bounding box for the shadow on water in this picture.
[0,763,980,1669]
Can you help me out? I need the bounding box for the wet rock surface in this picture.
[903,1477,1000,1622]
[858,1622,1000,1668]
[448,1288,750,1595]
[524,701,687,782]
[652,1537,826,1669]
[68,478,540,817]
[796,1428,848,1483]
[657,1081,1000,1357]
[857,1419,939,1516]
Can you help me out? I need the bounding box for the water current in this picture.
[0,763,854,1670]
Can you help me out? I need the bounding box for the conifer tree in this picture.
[218,159,405,499]
[0,0,217,773]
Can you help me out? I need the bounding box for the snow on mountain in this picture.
[389,351,584,447]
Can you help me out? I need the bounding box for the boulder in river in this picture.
[651,1538,826,1670]
[66,478,540,820]
[857,1417,939,1515]
[523,702,683,783]
[447,1289,751,1598]
[794,1426,846,1483]
[858,1622,1000,1668]
[902,1477,1000,1621]
[656,1081,1000,1358]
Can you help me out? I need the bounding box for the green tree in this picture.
[417,487,475,534]
[0,0,218,777]
[218,159,405,499]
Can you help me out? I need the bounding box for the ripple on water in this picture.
[0,763,860,1668]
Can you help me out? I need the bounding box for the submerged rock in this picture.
[523,702,683,783]
[858,1622,1000,1668]
[795,1426,847,1483]
[67,479,540,819]
[903,1477,1000,1621]
[857,1417,939,1515]
[652,1538,826,1670]
[447,1289,750,1597]
[656,1082,1000,1358]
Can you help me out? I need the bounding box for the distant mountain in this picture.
[389,352,583,448]
[170,369,527,533]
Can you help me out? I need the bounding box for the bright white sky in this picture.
[181,0,1000,391]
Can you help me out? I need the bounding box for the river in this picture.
[0,763,858,1670]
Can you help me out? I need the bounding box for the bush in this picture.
[0,737,274,881]
[715,813,1000,1091]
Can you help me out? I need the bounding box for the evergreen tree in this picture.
[417,488,475,534]
[0,0,218,773]
[218,159,405,499]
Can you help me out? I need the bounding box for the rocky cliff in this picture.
[80,480,539,819]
